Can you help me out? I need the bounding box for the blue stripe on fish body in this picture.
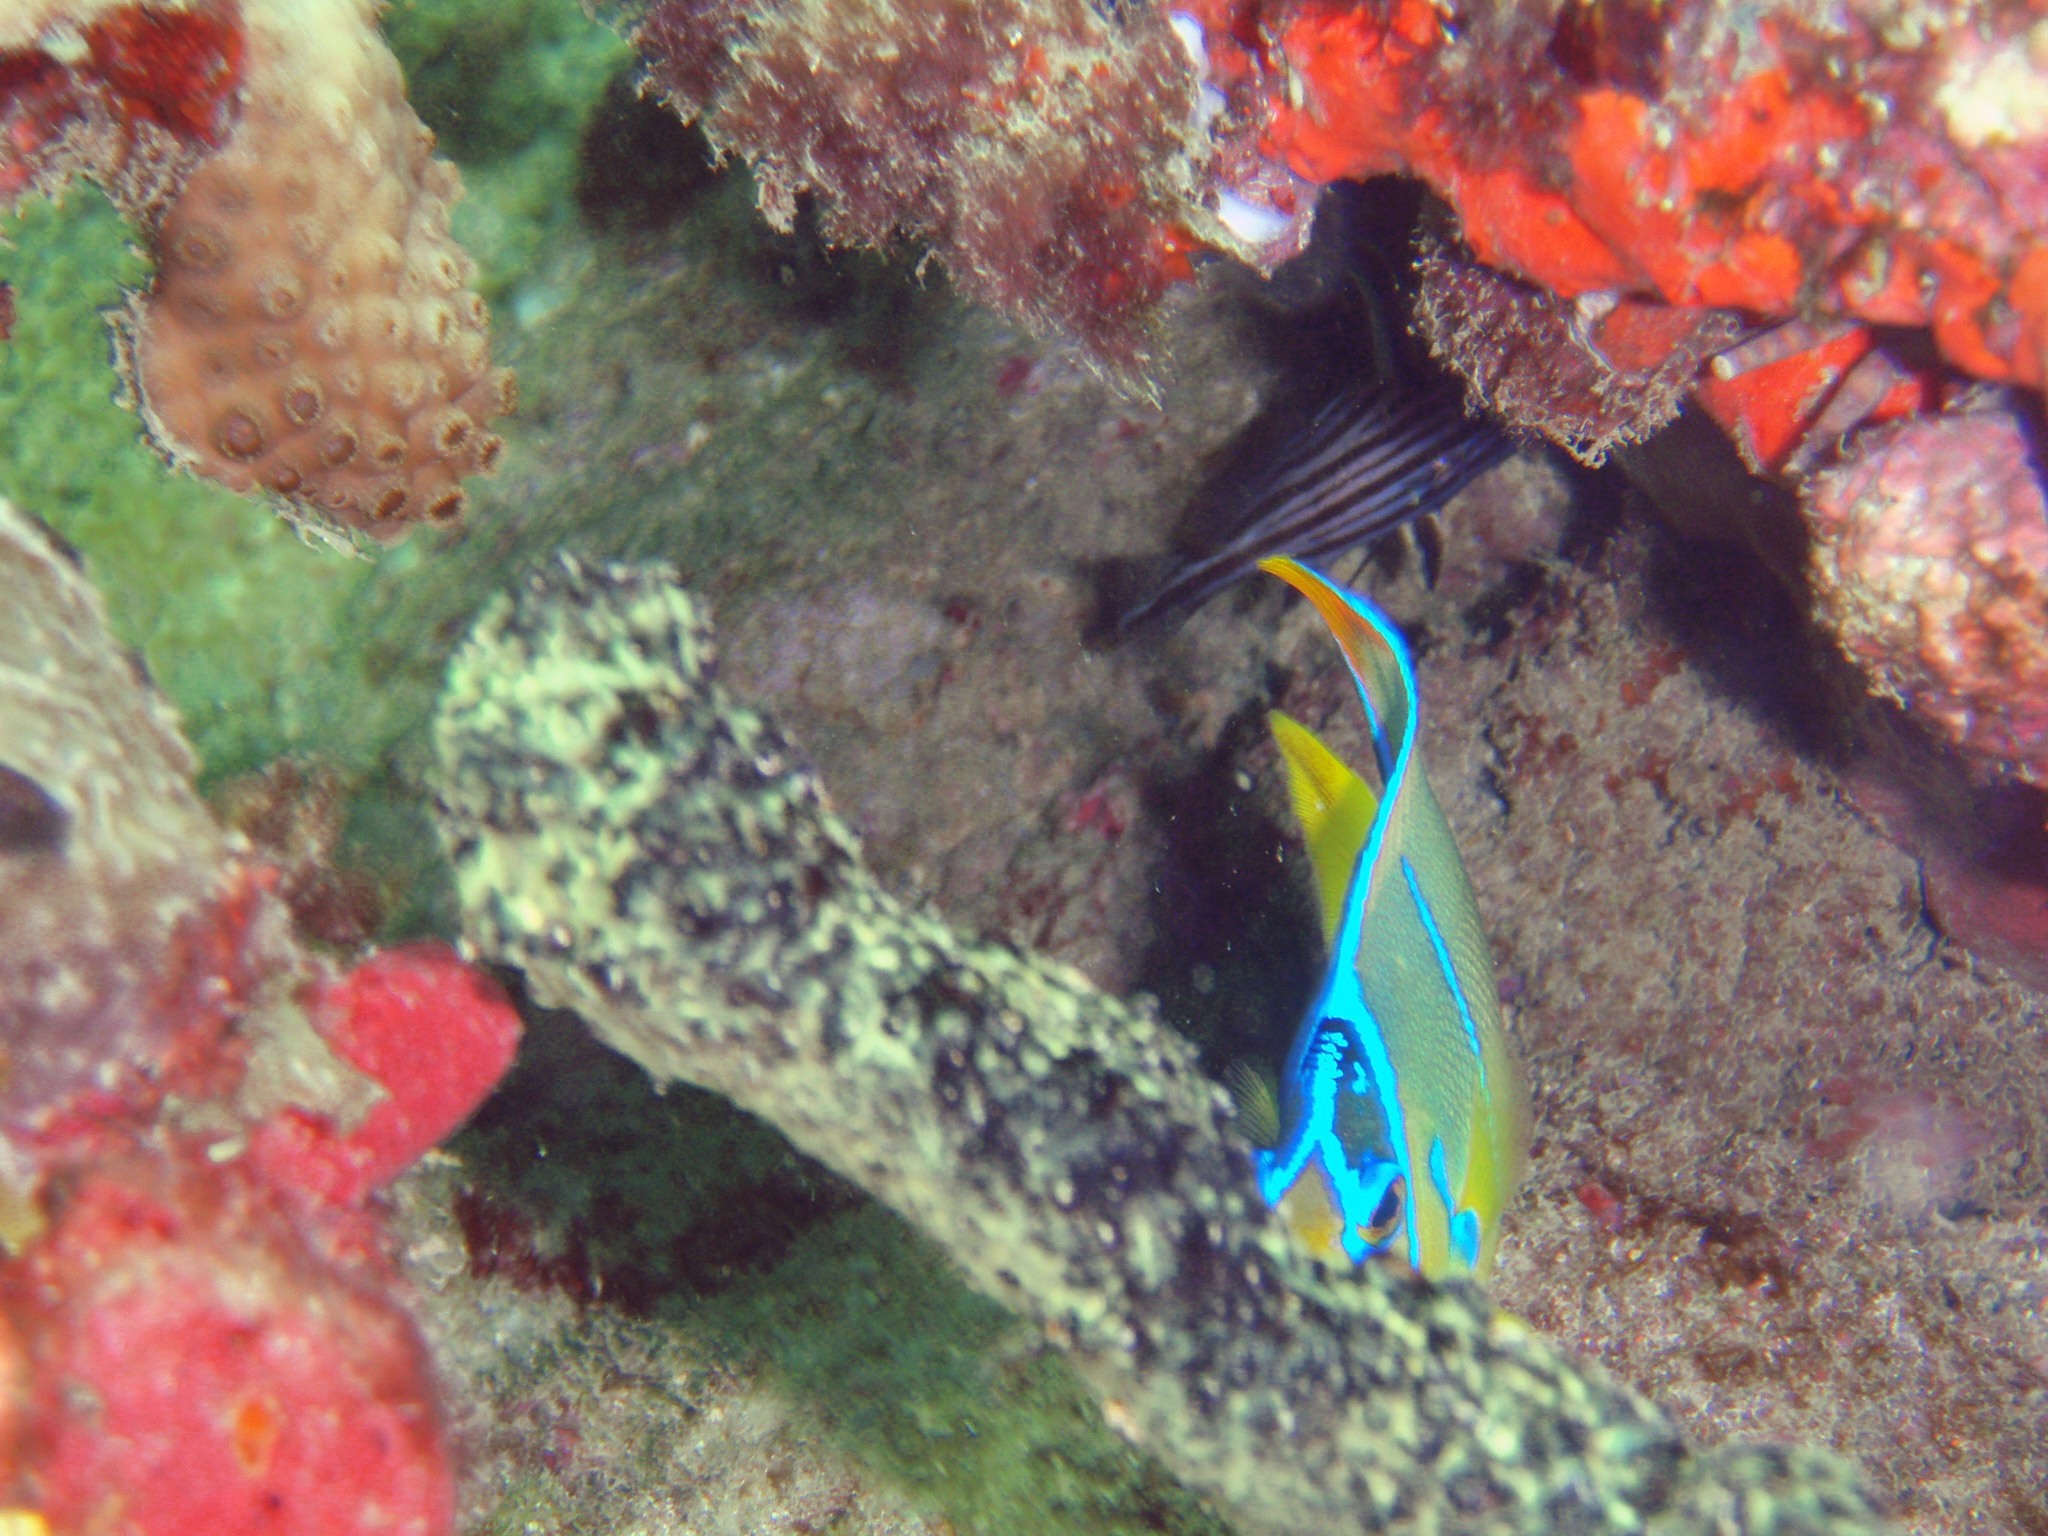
[1401,854,1488,1071]
[1254,556,1529,1280]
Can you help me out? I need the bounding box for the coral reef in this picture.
[431,552,1890,1536]
[0,0,512,537]
[610,0,2048,782]
[620,0,1210,376]
[1178,0,2046,400]
[0,496,522,1532]
[1175,0,2048,781]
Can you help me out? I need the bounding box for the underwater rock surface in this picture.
[431,551,1890,1536]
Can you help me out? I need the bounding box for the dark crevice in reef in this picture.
[1127,700,1320,1079]
[453,1001,862,1315]
[575,74,728,232]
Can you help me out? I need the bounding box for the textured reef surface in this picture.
[0,0,2043,1533]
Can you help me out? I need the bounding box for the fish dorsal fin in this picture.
[1259,555,1413,774]
[1268,710,1379,949]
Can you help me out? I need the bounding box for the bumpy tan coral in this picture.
[1805,397,2048,783]
[124,0,513,536]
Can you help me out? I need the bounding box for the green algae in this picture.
[384,0,632,305]
[456,1009,1233,1536]
[0,191,384,782]
[699,1204,1233,1536]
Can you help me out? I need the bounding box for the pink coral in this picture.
[4,1154,455,1536]
[0,498,522,1532]
[251,944,525,1209]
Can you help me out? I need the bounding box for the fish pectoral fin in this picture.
[1268,710,1380,949]
[1223,1059,1282,1149]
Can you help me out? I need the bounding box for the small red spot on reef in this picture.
[1067,783,1129,841]
[1576,1180,1626,1232]
[995,354,1037,397]
[1619,640,1687,706]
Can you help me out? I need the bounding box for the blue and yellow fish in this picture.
[1249,555,1528,1279]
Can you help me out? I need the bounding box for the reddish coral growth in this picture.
[1177,0,2042,481]
[81,2,245,143]
[0,0,243,202]
[1166,0,2048,781]
[2,1154,453,1536]
[0,504,521,1532]
[1183,0,2048,396]
[251,945,523,1209]
[629,0,1203,376]
[0,920,518,1534]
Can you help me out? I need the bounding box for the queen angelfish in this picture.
[1252,555,1528,1279]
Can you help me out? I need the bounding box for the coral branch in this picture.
[432,554,1891,1536]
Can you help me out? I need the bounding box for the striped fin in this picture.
[1223,1059,1282,1149]
[1119,380,1510,630]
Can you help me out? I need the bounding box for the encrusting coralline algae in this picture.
[431,553,1890,1536]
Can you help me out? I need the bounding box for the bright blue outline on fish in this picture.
[1252,561,1518,1273]
[1254,570,1430,1266]
[1428,1139,1481,1269]
[1254,1022,1406,1264]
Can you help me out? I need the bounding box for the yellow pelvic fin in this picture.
[1268,710,1379,949]
[1276,1164,1349,1265]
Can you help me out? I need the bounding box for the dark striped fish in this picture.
[1120,378,1512,630]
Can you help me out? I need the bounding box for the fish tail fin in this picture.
[1259,557,1415,768]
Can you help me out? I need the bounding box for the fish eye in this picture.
[1358,1178,1405,1246]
